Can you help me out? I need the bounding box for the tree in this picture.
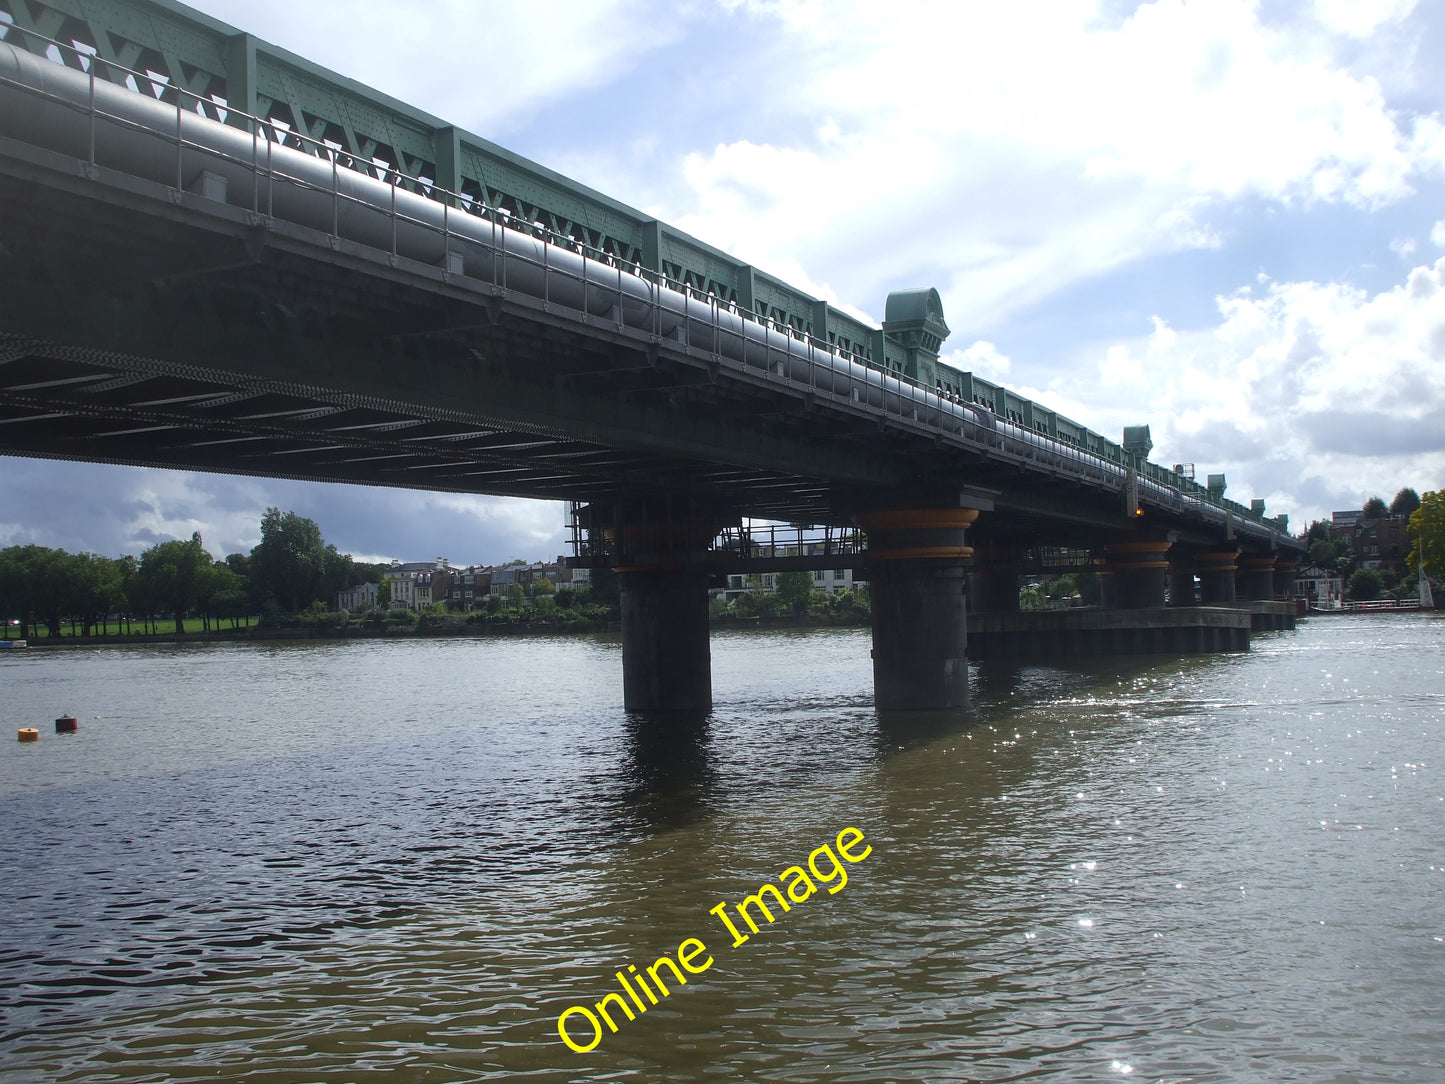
[1407,491,1445,583]
[11,545,71,638]
[1390,487,1421,519]
[116,554,138,634]
[0,545,53,638]
[67,553,124,636]
[1346,567,1384,602]
[775,571,815,616]
[208,561,250,629]
[1303,519,1331,544]
[1019,583,1050,611]
[249,508,329,614]
[1362,495,1388,519]
[137,533,210,633]
[1308,538,1343,572]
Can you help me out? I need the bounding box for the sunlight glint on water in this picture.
[1,616,1442,1082]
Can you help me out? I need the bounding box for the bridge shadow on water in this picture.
[609,655,1171,831]
[613,710,718,829]
[868,661,1041,755]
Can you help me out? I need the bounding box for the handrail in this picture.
[0,26,1297,546]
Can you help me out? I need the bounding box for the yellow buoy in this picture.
[18,728,39,742]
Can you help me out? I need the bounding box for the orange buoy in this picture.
[55,715,78,734]
[18,728,39,742]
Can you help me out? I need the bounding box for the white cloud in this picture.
[949,341,1012,381]
[658,0,1442,334]
[1312,0,1419,38]
[183,0,672,136]
[1433,220,1445,247]
[1044,257,1445,525]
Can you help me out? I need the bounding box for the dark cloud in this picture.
[1162,419,1271,464]
[0,458,567,563]
[1297,411,1445,456]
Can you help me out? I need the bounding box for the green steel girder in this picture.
[0,0,864,342]
[0,0,1299,548]
[0,0,1091,449]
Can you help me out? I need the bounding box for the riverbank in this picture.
[4,610,870,648]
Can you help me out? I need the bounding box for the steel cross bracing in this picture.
[0,0,887,368]
[0,7,1303,555]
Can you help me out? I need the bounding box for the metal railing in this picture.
[0,26,1294,546]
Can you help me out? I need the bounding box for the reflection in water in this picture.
[971,657,1031,702]
[1,619,1442,1081]
[616,710,716,828]
[872,704,973,754]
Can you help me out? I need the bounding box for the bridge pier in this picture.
[857,507,978,711]
[1168,556,1198,606]
[619,567,713,713]
[1196,550,1239,604]
[1103,540,1172,609]
[1238,555,1279,601]
[582,500,724,714]
[1273,559,1299,600]
[967,544,1021,614]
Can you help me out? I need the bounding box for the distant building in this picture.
[714,539,864,600]
[812,566,862,594]
[385,558,452,611]
[448,567,493,610]
[1330,514,1411,572]
[489,564,530,596]
[337,582,379,612]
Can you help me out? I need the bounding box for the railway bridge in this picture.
[0,0,1304,711]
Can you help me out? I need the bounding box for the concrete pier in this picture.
[1197,551,1240,604]
[1239,555,1279,601]
[966,606,1252,660]
[585,499,724,713]
[1241,600,1298,631]
[968,544,1021,614]
[857,507,978,710]
[619,567,713,712]
[1104,540,1173,609]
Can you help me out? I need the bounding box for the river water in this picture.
[1,615,1442,1082]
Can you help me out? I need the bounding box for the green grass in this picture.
[5,616,258,639]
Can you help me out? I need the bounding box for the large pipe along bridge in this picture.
[0,9,1305,711]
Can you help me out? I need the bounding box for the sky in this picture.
[3,0,1443,564]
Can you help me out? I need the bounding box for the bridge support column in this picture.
[1197,551,1239,604]
[1104,540,1172,609]
[1168,557,1198,606]
[857,507,978,711]
[619,568,712,713]
[584,500,724,713]
[1273,559,1299,600]
[968,545,1020,614]
[1095,557,1118,609]
[1238,555,1278,601]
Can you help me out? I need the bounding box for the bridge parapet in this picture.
[0,0,1295,549]
[0,4,1302,561]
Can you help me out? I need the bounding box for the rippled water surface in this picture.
[1,616,1443,1082]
